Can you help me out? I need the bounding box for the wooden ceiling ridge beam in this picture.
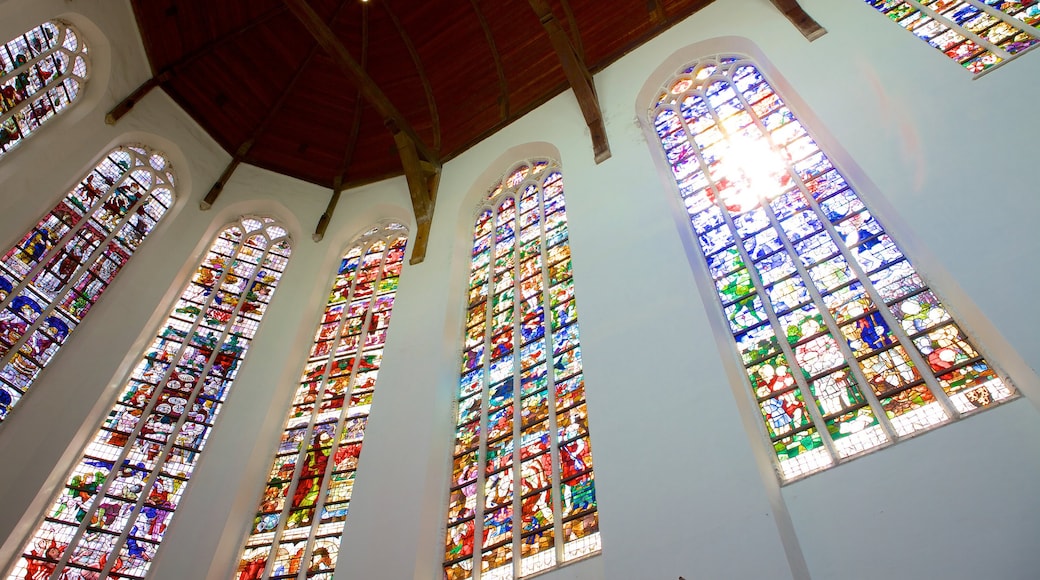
[469,0,510,120]
[285,0,441,263]
[203,1,350,212]
[769,0,827,41]
[107,5,289,125]
[283,0,439,165]
[382,1,442,150]
[527,0,611,163]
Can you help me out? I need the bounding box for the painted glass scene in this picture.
[7,216,291,579]
[235,222,408,580]
[651,55,1014,481]
[0,145,174,423]
[864,0,1040,74]
[0,20,89,156]
[443,160,601,580]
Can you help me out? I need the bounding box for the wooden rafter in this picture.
[285,0,441,263]
[470,0,510,120]
[108,5,288,125]
[769,0,826,41]
[527,0,610,163]
[382,2,442,151]
[284,0,438,164]
[202,2,343,211]
[558,0,585,60]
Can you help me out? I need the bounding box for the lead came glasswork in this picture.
[6,216,291,579]
[863,0,1040,74]
[0,20,89,157]
[0,145,174,423]
[651,55,1015,481]
[443,160,600,580]
[234,223,408,580]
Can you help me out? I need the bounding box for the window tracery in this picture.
[0,145,173,423]
[0,20,88,156]
[650,54,1015,481]
[443,160,601,580]
[7,216,291,579]
[235,222,408,580]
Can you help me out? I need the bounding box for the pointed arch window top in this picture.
[234,221,407,580]
[445,158,600,580]
[650,54,1015,481]
[7,215,292,580]
[0,20,89,157]
[0,144,174,423]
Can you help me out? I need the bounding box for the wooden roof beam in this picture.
[528,0,610,164]
[107,5,288,125]
[391,122,440,264]
[284,0,439,165]
[769,0,826,41]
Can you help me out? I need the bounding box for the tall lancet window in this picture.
[235,223,408,580]
[864,0,1040,75]
[650,55,1015,481]
[7,216,291,579]
[0,145,174,423]
[0,20,89,157]
[443,160,601,580]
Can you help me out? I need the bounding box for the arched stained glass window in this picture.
[864,0,1040,75]
[6,216,291,580]
[650,55,1015,481]
[234,222,408,580]
[0,20,88,156]
[0,145,174,423]
[443,160,601,580]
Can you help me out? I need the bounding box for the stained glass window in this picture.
[864,0,1040,75]
[443,160,601,580]
[650,54,1015,481]
[0,20,88,156]
[0,145,174,423]
[234,222,408,580]
[6,216,291,580]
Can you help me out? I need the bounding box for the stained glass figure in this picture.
[650,55,1015,481]
[234,222,408,580]
[0,145,174,423]
[443,160,601,580]
[6,216,291,579]
[0,20,88,157]
[864,0,1040,75]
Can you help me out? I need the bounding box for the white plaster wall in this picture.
[0,0,1037,579]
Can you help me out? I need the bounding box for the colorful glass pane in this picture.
[652,55,1014,481]
[0,20,88,157]
[6,216,290,580]
[233,222,407,580]
[443,160,601,579]
[864,0,1040,75]
[0,145,174,423]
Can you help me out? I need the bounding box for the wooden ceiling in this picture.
[128,0,726,190]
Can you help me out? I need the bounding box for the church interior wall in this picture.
[0,0,1036,578]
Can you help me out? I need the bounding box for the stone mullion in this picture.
[676,84,840,470]
[296,236,391,579]
[96,229,276,580]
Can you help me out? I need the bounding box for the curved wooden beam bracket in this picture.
[769,0,826,41]
[314,177,344,242]
[390,122,440,265]
[284,0,439,164]
[201,140,254,210]
[105,71,172,125]
[528,0,610,164]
